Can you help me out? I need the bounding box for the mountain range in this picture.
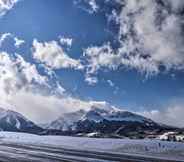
[0,107,180,138]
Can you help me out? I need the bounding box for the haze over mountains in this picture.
[0,106,181,138]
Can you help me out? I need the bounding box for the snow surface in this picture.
[0,132,183,161]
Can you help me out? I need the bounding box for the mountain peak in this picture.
[44,106,157,135]
[0,107,43,134]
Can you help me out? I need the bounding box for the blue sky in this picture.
[0,0,184,126]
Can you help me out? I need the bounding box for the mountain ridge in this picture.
[0,106,181,138]
[41,106,179,138]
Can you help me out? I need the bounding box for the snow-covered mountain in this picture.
[45,109,85,131]
[0,108,43,134]
[0,107,180,138]
[45,107,154,130]
[43,106,177,137]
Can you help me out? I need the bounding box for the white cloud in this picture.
[8,91,69,123]
[32,39,83,70]
[0,33,11,46]
[107,80,114,87]
[85,75,98,85]
[59,36,73,47]
[84,43,120,85]
[0,33,25,48]
[84,43,118,74]
[165,0,184,12]
[14,37,25,48]
[6,89,115,123]
[0,51,67,123]
[0,52,47,99]
[118,0,184,73]
[88,0,99,13]
[0,39,113,124]
[0,52,55,119]
[73,0,99,14]
[83,0,184,79]
[0,51,182,127]
[84,42,159,82]
[0,0,19,16]
[0,53,112,123]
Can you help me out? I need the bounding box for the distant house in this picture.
[159,132,184,142]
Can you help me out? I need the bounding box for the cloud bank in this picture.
[139,101,184,128]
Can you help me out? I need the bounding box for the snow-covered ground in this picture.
[0,132,183,161]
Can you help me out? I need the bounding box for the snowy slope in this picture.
[46,110,85,131]
[81,106,154,123]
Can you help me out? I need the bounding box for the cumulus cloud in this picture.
[0,52,47,99]
[84,43,118,74]
[0,51,65,123]
[0,52,61,122]
[32,39,83,70]
[120,0,184,69]
[0,0,19,16]
[0,38,114,123]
